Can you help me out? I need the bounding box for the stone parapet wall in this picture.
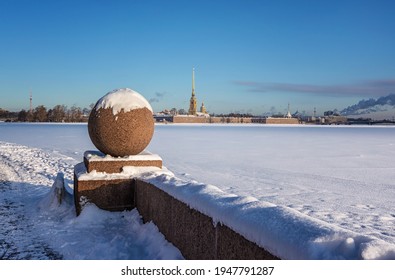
[134,180,279,260]
[74,155,279,259]
[75,166,280,259]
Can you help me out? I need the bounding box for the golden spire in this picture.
[188,67,197,115]
[192,67,195,96]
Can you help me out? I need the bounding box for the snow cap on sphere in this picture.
[95,88,153,116]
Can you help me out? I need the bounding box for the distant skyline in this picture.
[1,0,394,115]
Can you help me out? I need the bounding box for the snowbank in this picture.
[36,182,183,260]
[0,141,183,260]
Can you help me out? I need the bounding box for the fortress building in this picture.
[264,103,299,124]
[155,68,212,123]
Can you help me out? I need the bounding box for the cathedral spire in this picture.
[188,67,197,115]
[192,67,195,96]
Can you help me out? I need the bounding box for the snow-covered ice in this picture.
[149,124,395,248]
[1,122,395,259]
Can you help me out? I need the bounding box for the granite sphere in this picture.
[88,88,154,157]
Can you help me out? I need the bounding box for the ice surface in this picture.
[94,88,153,115]
[148,124,395,248]
[1,122,395,259]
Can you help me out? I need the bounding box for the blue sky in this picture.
[1,0,394,115]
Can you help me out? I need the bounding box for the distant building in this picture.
[323,110,347,124]
[285,103,292,118]
[200,102,207,114]
[259,103,299,124]
[324,115,347,124]
[262,117,299,124]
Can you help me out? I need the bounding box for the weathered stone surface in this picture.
[84,150,162,173]
[134,180,280,260]
[73,164,134,215]
[88,107,154,157]
[88,88,154,157]
[216,224,278,259]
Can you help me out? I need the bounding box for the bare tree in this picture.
[69,106,83,122]
[33,105,48,122]
[48,105,67,122]
[17,110,28,121]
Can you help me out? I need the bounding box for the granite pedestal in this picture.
[74,151,162,215]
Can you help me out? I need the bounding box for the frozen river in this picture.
[1,122,395,259]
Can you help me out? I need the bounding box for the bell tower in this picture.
[200,102,206,114]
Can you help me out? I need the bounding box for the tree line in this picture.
[0,104,93,122]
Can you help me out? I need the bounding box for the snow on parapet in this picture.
[95,88,153,115]
[137,170,395,260]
